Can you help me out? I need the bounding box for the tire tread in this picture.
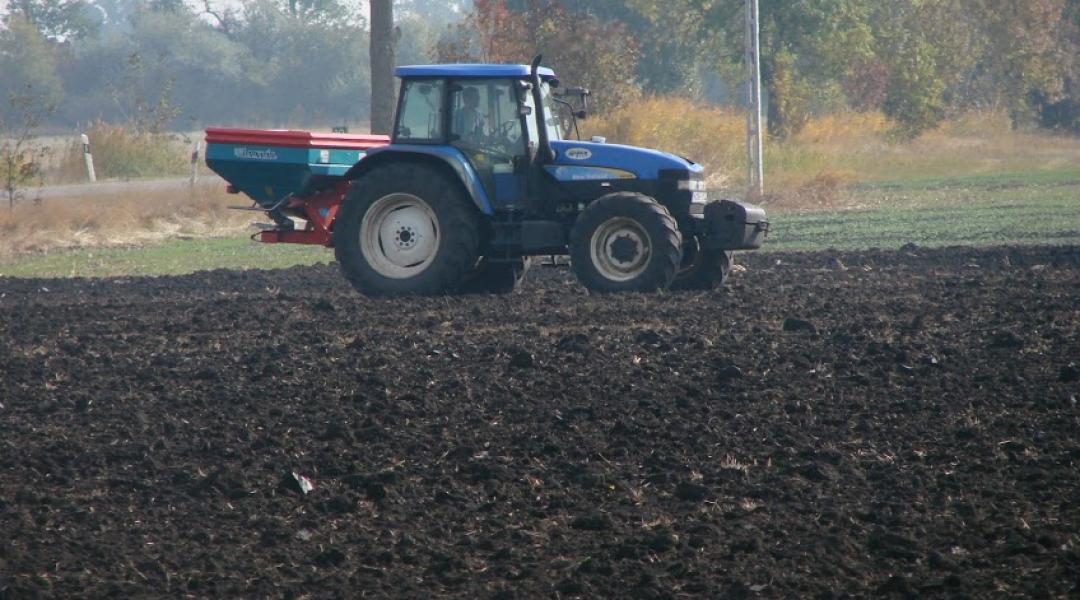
[569,192,682,293]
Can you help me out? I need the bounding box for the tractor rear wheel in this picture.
[671,237,732,290]
[334,163,479,296]
[569,192,682,293]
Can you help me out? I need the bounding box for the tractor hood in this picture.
[548,140,704,182]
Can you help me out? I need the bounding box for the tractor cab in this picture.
[379,63,563,214]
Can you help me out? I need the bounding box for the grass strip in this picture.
[2,178,1077,278]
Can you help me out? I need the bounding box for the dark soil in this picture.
[1,245,1078,598]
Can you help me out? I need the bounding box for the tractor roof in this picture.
[395,64,557,80]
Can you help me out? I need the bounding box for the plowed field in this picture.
[2,245,1078,598]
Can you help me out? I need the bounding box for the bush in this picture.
[57,121,188,180]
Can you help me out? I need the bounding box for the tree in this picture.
[882,38,947,138]
[842,58,889,112]
[1039,0,1080,130]
[0,15,63,121]
[439,0,640,113]
[395,0,470,24]
[202,0,371,126]
[858,3,947,137]
[865,0,1075,134]
[395,0,470,67]
[370,0,396,134]
[1,93,54,208]
[3,0,100,41]
[508,0,711,96]
[59,6,257,128]
[976,0,1074,126]
[754,0,874,138]
[602,0,872,137]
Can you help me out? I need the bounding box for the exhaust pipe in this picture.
[530,55,555,163]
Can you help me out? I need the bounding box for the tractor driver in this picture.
[454,87,486,144]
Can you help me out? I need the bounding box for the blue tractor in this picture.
[206,58,768,295]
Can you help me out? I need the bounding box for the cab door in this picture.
[448,79,530,209]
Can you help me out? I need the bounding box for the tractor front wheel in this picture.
[671,237,732,290]
[570,193,682,293]
[334,163,479,296]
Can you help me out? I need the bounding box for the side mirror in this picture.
[575,110,587,120]
[549,78,560,89]
[519,105,533,116]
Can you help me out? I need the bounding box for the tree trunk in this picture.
[370,0,395,135]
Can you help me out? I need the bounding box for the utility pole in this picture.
[370,0,395,135]
[745,0,764,196]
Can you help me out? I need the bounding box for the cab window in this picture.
[540,81,562,141]
[448,79,525,158]
[395,80,444,142]
[449,79,528,205]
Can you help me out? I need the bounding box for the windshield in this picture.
[395,79,444,142]
[540,82,562,141]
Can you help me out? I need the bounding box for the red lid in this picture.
[205,128,390,150]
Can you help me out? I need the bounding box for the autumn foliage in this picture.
[437,0,640,113]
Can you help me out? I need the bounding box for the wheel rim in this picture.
[360,193,439,279]
[589,217,653,282]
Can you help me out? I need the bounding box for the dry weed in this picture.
[0,184,251,256]
[763,172,854,211]
[54,121,189,181]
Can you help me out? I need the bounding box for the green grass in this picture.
[849,167,1080,193]
[767,170,1080,252]
[1,169,1077,278]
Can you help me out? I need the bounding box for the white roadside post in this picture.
[81,133,97,183]
[745,0,764,197]
[189,141,201,189]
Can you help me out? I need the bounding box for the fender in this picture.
[344,145,495,215]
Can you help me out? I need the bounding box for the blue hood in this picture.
[549,140,703,180]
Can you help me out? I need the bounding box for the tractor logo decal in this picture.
[564,148,593,161]
[234,147,279,161]
[547,166,636,181]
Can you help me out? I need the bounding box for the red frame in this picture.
[257,181,350,246]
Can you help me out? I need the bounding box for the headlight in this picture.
[677,179,707,192]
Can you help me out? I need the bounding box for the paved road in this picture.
[29,176,225,201]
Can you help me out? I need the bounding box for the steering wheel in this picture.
[495,119,518,137]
